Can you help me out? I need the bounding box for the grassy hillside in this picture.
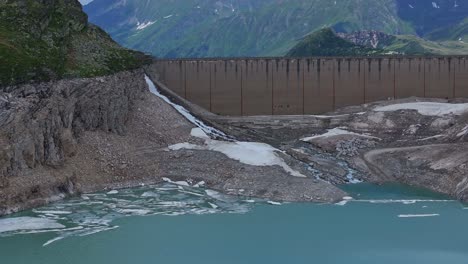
[383,35,468,55]
[84,0,468,58]
[425,18,468,42]
[85,0,413,58]
[286,28,385,57]
[0,0,150,87]
[288,28,468,57]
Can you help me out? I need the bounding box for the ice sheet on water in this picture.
[398,214,439,218]
[0,183,260,246]
[0,217,65,233]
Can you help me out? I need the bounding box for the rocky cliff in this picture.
[0,70,148,214]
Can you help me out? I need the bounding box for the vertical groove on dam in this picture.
[153,56,468,116]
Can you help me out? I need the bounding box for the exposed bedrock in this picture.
[0,70,148,214]
[0,70,147,175]
[208,96,468,201]
[0,70,347,216]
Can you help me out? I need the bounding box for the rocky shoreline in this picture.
[1,68,468,216]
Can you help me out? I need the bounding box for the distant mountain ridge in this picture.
[288,28,468,57]
[83,0,468,58]
[286,28,386,57]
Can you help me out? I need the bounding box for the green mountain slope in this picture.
[288,28,468,57]
[85,0,414,58]
[0,0,149,87]
[425,18,468,42]
[286,28,385,57]
[84,0,468,58]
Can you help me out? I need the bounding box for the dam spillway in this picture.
[150,56,468,116]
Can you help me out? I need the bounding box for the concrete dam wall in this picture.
[151,57,468,116]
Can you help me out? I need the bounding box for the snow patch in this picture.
[107,190,119,195]
[136,21,156,30]
[145,75,230,140]
[301,128,380,142]
[418,135,445,141]
[146,75,306,178]
[457,125,468,137]
[170,128,306,177]
[162,177,190,187]
[374,102,468,117]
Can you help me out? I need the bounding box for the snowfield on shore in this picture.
[374,102,468,116]
[301,128,381,142]
[170,128,306,178]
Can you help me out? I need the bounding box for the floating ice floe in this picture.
[335,200,348,206]
[107,190,119,195]
[193,181,206,188]
[357,199,453,204]
[432,2,440,8]
[398,214,439,218]
[170,128,306,177]
[1,183,254,246]
[208,202,219,209]
[0,217,65,233]
[301,128,381,142]
[267,201,282,206]
[33,210,72,215]
[335,196,354,206]
[374,102,468,117]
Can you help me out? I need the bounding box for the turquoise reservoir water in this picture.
[0,183,467,264]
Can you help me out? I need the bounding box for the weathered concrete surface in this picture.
[151,56,468,116]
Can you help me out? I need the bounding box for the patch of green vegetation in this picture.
[0,0,150,87]
[285,28,468,58]
[425,18,468,42]
[286,28,384,57]
[383,35,468,55]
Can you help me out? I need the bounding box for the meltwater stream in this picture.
[1,183,468,264]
